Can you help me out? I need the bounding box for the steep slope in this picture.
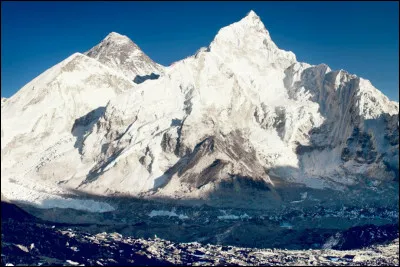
[1,98,6,148]
[284,63,399,184]
[85,32,164,82]
[1,52,133,210]
[1,11,398,209]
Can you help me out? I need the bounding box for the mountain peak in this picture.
[103,32,132,45]
[85,32,163,81]
[246,10,259,19]
[104,32,132,42]
[209,10,296,68]
[65,52,84,62]
[239,10,264,30]
[106,31,125,38]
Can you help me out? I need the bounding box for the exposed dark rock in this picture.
[133,73,160,84]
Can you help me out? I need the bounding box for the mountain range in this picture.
[1,10,398,211]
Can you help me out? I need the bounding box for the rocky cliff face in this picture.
[1,11,398,210]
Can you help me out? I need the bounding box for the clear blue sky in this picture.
[1,1,399,101]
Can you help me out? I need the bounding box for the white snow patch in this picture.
[148,209,189,220]
[66,260,80,266]
[217,210,251,220]
[291,192,308,203]
[279,222,293,229]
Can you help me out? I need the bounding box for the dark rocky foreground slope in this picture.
[1,201,399,266]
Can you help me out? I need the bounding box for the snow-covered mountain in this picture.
[1,11,398,210]
[85,32,164,82]
[0,52,135,210]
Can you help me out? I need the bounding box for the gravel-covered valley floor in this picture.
[1,201,398,266]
